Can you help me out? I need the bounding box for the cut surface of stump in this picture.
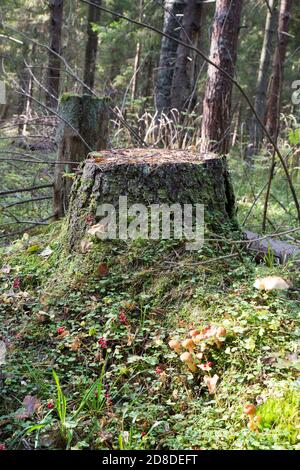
[67,149,238,249]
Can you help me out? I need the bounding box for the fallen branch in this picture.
[244,230,300,263]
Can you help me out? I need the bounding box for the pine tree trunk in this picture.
[200,0,243,154]
[155,0,184,116]
[83,0,102,92]
[53,93,109,219]
[170,0,203,113]
[265,0,293,141]
[247,0,278,161]
[46,0,64,109]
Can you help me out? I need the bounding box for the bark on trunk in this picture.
[66,149,238,250]
[265,0,293,141]
[200,0,243,154]
[83,0,102,92]
[53,93,109,218]
[170,0,203,112]
[155,0,184,116]
[247,0,278,161]
[46,0,64,109]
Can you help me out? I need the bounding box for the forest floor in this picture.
[0,142,300,450]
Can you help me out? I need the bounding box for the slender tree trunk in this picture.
[142,48,154,108]
[46,0,64,109]
[200,0,243,155]
[155,0,184,116]
[131,0,144,101]
[18,65,33,136]
[247,0,278,161]
[83,0,102,92]
[170,0,203,113]
[188,4,209,111]
[265,0,293,141]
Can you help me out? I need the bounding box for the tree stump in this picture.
[53,93,110,218]
[66,149,238,250]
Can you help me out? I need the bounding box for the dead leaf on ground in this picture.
[39,247,53,257]
[15,395,41,419]
[80,239,93,254]
[1,264,11,274]
[87,222,108,239]
[97,263,109,278]
[69,336,82,352]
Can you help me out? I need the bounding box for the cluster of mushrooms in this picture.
[168,324,226,373]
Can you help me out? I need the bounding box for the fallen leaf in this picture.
[39,247,53,257]
[203,374,219,394]
[1,264,11,274]
[15,395,41,419]
[87,222,108,238]
[97,263,109,278]
[80,239,93,254]
[27,245,41,254]
[69,336,82,352]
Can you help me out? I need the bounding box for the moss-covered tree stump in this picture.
[54,93,110,219]
[67,149,238,250]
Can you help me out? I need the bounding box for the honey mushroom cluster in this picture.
[168,325,227,373]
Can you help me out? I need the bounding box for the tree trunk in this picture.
[200,0,243,154]
[66,149,238,250]
[131,0,144,101]
[18,62,33,136]
[53,93,109,219]
[170,0,203,113]
[155,0,184,116]
[265,0,293,141]
[247,0,278,161]
[46,0,64,109]
[83,0,102,92]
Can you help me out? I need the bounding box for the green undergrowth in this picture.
[0,222,299,450]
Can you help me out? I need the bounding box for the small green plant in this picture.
[263,245,275,268]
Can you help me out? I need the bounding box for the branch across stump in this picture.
[66,149,238,250]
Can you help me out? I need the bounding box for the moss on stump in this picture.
[66,149,238,250]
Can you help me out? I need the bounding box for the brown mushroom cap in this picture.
[182,338,195,352]
[180,351,193,363]
[243,404,256,416]
[192,334,202,345]
[180,351,197,372]
[168,339,182,353]
[189,329,200,338]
